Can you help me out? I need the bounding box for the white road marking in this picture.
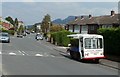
[0,52,1,54]
[18,51,29,55]
[18,50,25,55]
[9,52,16,55]
[51,55,55,57]
[35,54,43,57]
[22,51,29,55]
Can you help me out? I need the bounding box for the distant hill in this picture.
[52,19,63,24]
[52,16,77,24]
[52,15,90,24]
[26,25,33,29]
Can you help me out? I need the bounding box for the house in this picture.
[16,21,25,35]
[34,23,41,33]
[18,21,24,28]
[0,17,14,30]
[66,11,120,34]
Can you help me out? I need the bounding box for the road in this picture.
[0,34,118,75]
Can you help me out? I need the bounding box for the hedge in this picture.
[2,29,15,35]
[51,30,75,47]
[98,28,120,56]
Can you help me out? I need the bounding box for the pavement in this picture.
[46,42,120,70]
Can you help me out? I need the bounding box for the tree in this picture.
[17,25,24,35]
[14,18,19,31]
[50,24,64,32]
[5,16,15,26]
[41,14,51,33]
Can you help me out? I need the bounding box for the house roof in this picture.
[68,14,120,25]
[95,14,119,25]
[0,17,14,30]
[18,21,24,23]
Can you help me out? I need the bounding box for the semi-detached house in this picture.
[66,11,120,34]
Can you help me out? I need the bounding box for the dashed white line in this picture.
[9,52,16,55]
[0,52,1,54]
[35,54,43,57]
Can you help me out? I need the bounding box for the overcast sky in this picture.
[1,0,119,25]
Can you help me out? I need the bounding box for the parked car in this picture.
[31,31,35,33]
[17,34,23,38]
[23,33,26,36]
[26,31,30,34]
[0,32,10,43]
[35,33,43,40]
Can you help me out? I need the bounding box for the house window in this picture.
[90,26,94,30]
[102,25,112,28]
[81,25,88,34]
[69,25,73,32]
[74,25,80,33]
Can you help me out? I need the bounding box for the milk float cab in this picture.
[67,34,105,62]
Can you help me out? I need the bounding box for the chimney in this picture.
[111,10,115,16]
[75,16,78,21]
[89,14,92,19]
[75,16,78,20]
[81,16,84,20]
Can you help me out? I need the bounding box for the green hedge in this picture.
[51,30,75,47]
[2,29,15,35]
[98,28,120,56]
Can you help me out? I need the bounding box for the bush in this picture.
[51,30,75,47]
[8,30,15,35]
[98,28,120,56]
[2,29,15,35]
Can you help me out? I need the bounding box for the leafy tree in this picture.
[41,14,51,33]
[0,19,2,25]
[14,18,19,31]
[17,25,24,35]
[50,24,64,32]
[5,16,15,26]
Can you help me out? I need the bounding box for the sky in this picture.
[0,0,119,25]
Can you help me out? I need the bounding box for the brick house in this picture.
[66,11,120,34]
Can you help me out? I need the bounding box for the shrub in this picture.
[2,29,15,35]
[51,30,75,47]
[98,28,120,56]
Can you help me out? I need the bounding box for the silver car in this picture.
[0,32,10,43]
[35,34,43,40]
